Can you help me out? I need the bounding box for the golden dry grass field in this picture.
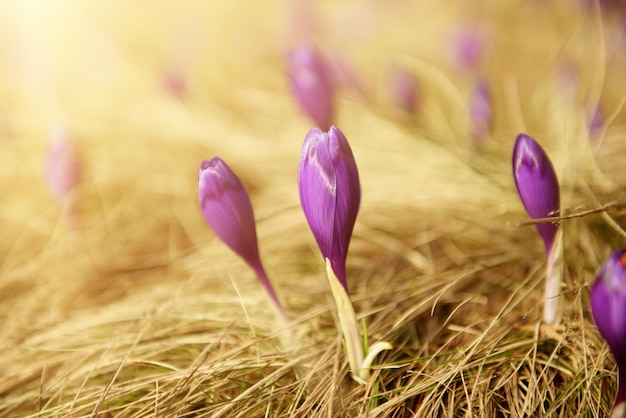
[0,0,625,416]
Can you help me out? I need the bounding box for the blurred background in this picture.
[1,0,626,415]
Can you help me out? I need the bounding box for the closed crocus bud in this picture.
[449,26,485,72]
[588,103,604,138]
[388,67,419,116]
[45,127,81,202]
[163,65,187,101]
[287,45,335,131]
[198,157,283,316]
[298,126,360,294]
[512,134,560,253]
[591,248,626,415]
[469,78,492,142]
[513,134,562,324]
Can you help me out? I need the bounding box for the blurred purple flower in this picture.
[555,59,579,100]
[591,248,626,412]
[287,45,335,131]
[298,126,360,293]
[198,157,283,314]
[449,26,486,72]
[512,134,560,253]
[588,102,604,137]
[45,127,81,202]
[579,0,626,12]
[469,78,492,141]
[388,67,419,116]
[163,65,187,101]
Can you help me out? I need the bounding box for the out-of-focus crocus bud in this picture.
[580,0,626,13]
[591,248,626,416]
[555,59,579,101]
[163,65,187,101]
[298,126,360,294]
[388,67,419,116]
[448,26,486,72]
[513,134,562,324]
[588,102,604,138]
[469,78,492,142]
[45,127,81,203]
[198,157,284,317]
[287,45,335,131]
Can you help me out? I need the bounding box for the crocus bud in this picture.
[388,67,419,116]
[448,26,486,72]
[298,126,360,294]
[555,59,579,101]
[588,102,604,138]
[469,78,492,142]
[198,157,283,315]
[287,45,335,131]
[591,248,626,414]
[163,65,187,101]
[513,134,562,324]
[512,134,560,253]
[45,127,81,202]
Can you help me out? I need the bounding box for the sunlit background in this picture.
[1,0,626,416]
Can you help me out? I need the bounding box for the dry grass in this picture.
[0,0,625,416]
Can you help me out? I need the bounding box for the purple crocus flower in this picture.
[591,248,626,413]
[298,126,360,294]
[46,127,81,202]
[388,67,419,116]
[588,102,604,138]
[513,134,562,324]
[287,45,335,131]
[163,65,187,101]
[469,78,492,142]
[198,157,283,315]
[448,26,486,72]
[512,134,560,253]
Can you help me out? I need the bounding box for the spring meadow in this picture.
[1,0,626,416]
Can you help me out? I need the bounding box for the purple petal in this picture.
[198,157,263,270]
[298,126,360,292]
[298,131,337,258]
[591,248,626,406]
[287,45,335,131]
[512,134,560,252]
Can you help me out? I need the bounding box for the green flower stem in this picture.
[325,259,392,384]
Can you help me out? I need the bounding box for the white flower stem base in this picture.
[612,402,626,418]
[325,259,392,384]
[544,227,563,325]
